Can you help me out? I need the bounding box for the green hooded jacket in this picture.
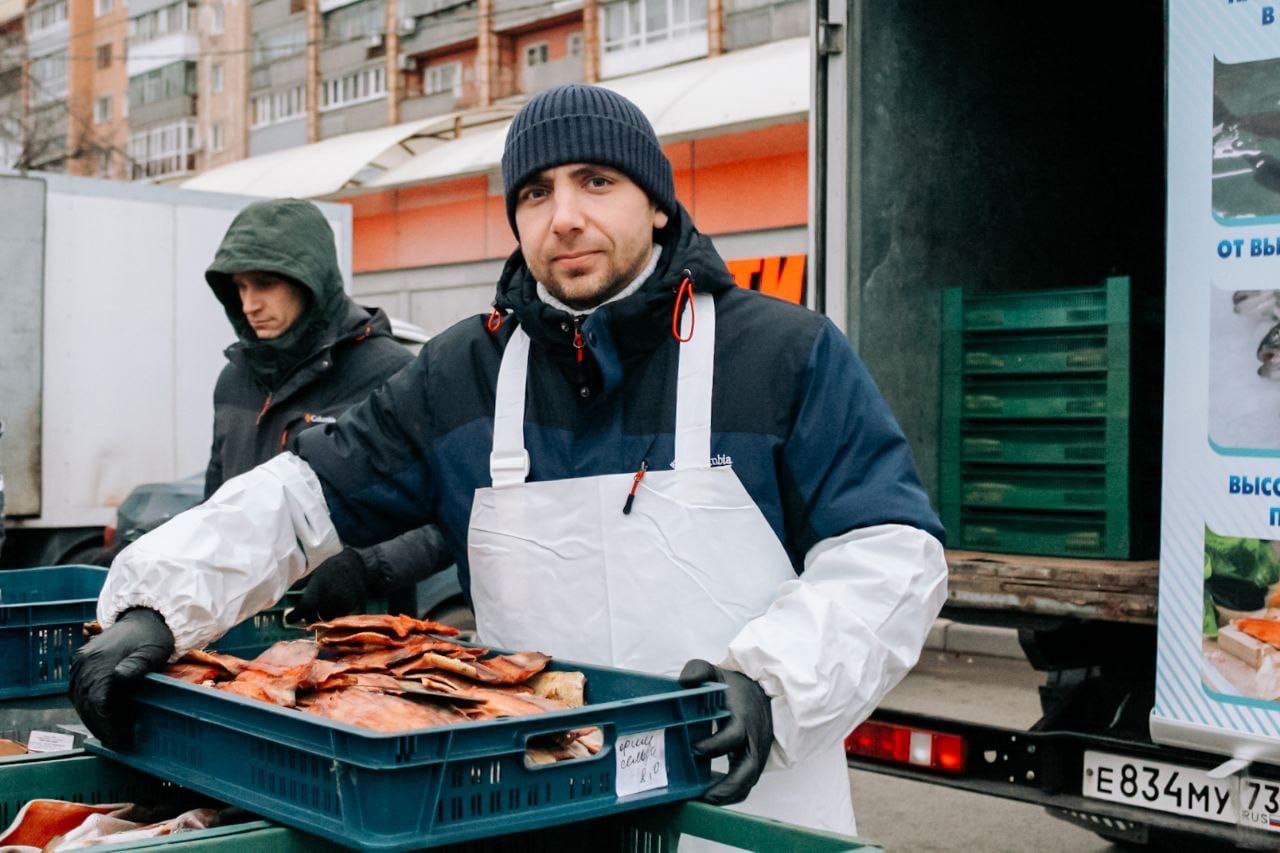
[206,198,350,391]
[203,197,410,493]
[202,198,452,599]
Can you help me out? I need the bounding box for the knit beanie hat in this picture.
[501,84,676,236]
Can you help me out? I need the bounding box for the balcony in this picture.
[398,5,473,56]
[319,97,385,138]
[399,89,457,121]
[493,0,580,31]
[522,56,582,94]
[128,31,200,78]
[249,116,306,156]
[724,0,806,50]
[129,93,197,128]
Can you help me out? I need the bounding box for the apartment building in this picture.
[201,0,250,169]
[25,0,70,170]
[66,0,130,177]
[123,0,201,178]
[0,0,25,169]
[5,0,806,181]
[247,0,306,154]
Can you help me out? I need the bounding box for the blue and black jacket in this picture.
[296,204,944,597]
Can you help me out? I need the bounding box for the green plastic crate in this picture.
[961,377,1111,418]
[952,509,1122,559]
[943,329,1112,375]
[150,801,877,852]
[938,276,1152,559]
[0,755,878,852]
[955,423,1111,465]
[961,465,1108,512]
[947,276,1129,331]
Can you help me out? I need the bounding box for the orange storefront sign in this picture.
[725,255,806,304]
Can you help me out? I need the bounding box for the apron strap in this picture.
[490,326,531,488]
[673,292,716,471]
[488,293,718,485]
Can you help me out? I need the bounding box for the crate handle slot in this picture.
[1066,350,1105,368]
[962,438,1002,458]
[522,723,613,771]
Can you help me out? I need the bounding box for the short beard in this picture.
[543,249,652,311]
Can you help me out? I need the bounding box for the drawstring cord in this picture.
[486,307,505,332]
[672,273,695,342]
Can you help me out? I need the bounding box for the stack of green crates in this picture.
[940,276,1147,559]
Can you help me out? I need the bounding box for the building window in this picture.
[324,0,384,43]
[567,32,583,58]
[423,61,460,97]
[209,1,223,33]
[251,84,304,127]
[252,23,306,66]
[127,61,198,108]
[94,0,112,16]
[94,95,112,123]
[320,65,385,110]
[128,1,196,47]
[128,117,198,178]
[28,0,67,37]
[211,63,223,93]
[602,0,707,53]
[210,121,225,152]
[524,42,548,67]
[30,51,67,105]
[251,94,270,127]
[96,44,112,69]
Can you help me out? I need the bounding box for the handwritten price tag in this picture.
[615,728,668,798]
[27,730,75,753]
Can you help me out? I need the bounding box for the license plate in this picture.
[1082,751,1238,824]
[1240,776,1280,834]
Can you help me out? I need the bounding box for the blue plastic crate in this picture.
[214,592,308,658]
[0,566,107,700]
[89,657,727,852]
[216,591,392,658]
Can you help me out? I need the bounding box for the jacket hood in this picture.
[224,299,397,397]
[206,199,348,388]
[492,202,736,358]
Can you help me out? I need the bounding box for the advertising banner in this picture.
[1157,0,1280,763]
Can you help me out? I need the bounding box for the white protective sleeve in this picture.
[722,523,948,768]
[97,453,343,657]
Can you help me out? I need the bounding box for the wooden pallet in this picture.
[946,549,1159,624]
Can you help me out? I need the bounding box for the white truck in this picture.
[0,172,352,567]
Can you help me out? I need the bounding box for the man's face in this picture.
[514,164,669,311]
[233,271,307,340]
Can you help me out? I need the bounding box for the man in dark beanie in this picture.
[73,86,945,838]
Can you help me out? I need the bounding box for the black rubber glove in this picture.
[69,607,174,749]
[288,548,371,624]
[678,659,774,806]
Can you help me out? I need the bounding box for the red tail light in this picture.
[103,526,116,549]
[845,720,967,774]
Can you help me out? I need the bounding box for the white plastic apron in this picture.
[467,293,857,836]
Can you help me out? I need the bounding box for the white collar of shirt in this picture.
[535,245,662,316]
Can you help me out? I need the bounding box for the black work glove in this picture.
[287,548,371,624]
[69,607,174,749]
[678,659,774,806]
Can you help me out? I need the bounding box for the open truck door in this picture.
[1152,0,1280,819]
[828,1,1280,847]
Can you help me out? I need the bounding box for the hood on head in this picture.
[205,198,345,340]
